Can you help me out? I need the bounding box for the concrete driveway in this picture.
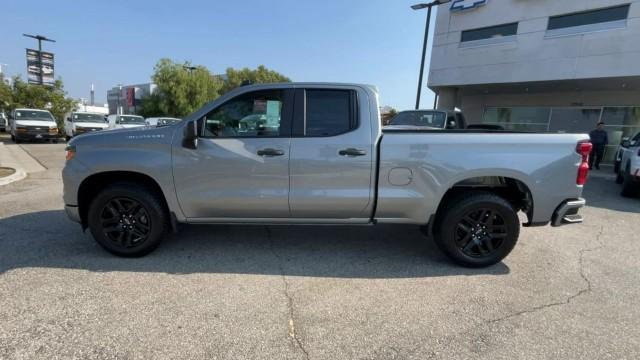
[1,137,639,359]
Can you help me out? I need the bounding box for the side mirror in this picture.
[183,120,198,149]
[67,117,71,122]
[621,137,631,148]
[447,120,457,129]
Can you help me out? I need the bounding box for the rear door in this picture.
[288,87,374,220]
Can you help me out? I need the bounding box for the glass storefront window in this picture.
[481,106,640,165]
[483,107,551,125]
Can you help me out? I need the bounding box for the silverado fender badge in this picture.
[126,134,165,139]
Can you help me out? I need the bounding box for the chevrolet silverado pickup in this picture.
[62,83,592,267]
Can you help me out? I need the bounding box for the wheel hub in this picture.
[455,208,507,258]
[100,197,151,248]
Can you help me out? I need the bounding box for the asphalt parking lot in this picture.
[1,135,639,359]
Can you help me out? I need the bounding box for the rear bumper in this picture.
[551,198,586,227]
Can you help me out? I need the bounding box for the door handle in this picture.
[339,148,367,157]
[257,148,285,157]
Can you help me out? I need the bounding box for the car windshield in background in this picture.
[158,118,181,126]
[120,116,145,124]
[74,113,105,123]
[15,110,54,121]
[390,111,446,128]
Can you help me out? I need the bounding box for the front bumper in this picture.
[551,198,586,227]
[15,131,62,140]
[65,205,81,223]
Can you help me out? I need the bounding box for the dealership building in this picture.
[429,0,640,163]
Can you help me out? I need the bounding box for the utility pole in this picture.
[411,1,450,110]
[23,34,56,85]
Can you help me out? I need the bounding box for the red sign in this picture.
[126,88,135,106]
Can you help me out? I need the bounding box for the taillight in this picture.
[576,141,592,185]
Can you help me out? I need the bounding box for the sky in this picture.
[0,0,439,110]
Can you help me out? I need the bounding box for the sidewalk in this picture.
[0,142,46,185]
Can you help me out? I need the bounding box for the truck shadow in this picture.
[0,210,509,278]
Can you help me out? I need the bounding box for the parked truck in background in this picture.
[62,83,592,267]
[9,108,61,143]
[64,111,110,141]
[106,114,147,130]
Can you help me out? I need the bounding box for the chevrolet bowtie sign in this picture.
[451,0,488,12]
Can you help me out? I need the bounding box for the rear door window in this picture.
[303,90,357,137]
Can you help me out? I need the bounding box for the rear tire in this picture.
[87,182,168,257]
[434,192,520,268]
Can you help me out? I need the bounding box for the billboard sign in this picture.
[26,49,55,85]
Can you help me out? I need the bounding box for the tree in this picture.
[147,58,223,118]
[9,77,77,128]
[142,59,291,118]
[221,65,291,94]
[0,79,12,114]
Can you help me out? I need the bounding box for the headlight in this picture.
[65,145,76,161]
[49,127,58,134]
[16,126,27,132]
[74,126,85,132]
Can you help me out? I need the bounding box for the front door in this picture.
[173,89,294,219]
[288,88,374,220]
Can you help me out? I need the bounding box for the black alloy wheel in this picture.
[88,182,167,257]
[434,192,520,267]
[454,208,507,258]
[100,197,152,249]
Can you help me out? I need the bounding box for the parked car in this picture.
[614,131,640,197]
[64,112,110,141]
[9,108,61,143]
[63,83,591,267]
[106,114,146,130]
[0,112,7,132]
[145,117,182,127]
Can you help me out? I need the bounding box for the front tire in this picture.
[88,183,168,257]
[434,192,520,268]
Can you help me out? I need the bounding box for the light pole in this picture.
[22,34,56,85]
[411,1,450,110]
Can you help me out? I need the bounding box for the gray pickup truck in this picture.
[62,83,592,267]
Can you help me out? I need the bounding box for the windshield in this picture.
[119,115,145,124]
[74,113,106,123]
[15,110,54,121]
[389,111,446,128]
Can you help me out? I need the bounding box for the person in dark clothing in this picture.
[589,122,608,170]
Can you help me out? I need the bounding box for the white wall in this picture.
[429,0,640,87]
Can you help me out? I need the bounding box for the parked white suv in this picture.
[106,114,147,130]
[615,131,640,197]
[64,112,109,140]
[9,108,61,143]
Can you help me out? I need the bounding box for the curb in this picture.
[0,167,27,186]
